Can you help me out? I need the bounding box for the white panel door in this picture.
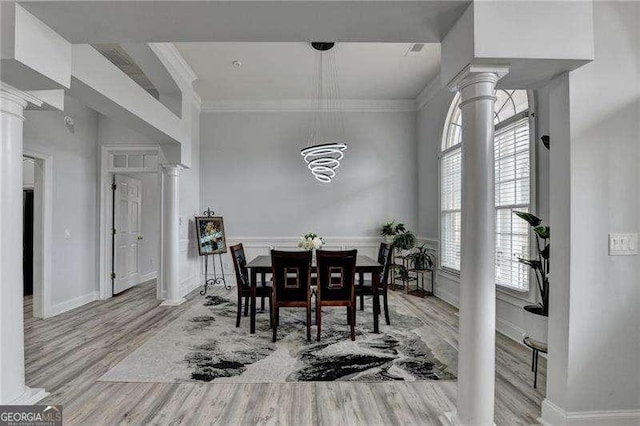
[113,175,142,294]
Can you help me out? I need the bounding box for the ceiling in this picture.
[175,42,441,101]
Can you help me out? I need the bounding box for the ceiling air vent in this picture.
[405,43,425,56]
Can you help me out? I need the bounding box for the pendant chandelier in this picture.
[301,42,347,183]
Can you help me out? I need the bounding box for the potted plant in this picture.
[392,264,411,282]
[407,244,435,270]
[393,229,416,253]
[514,211,550,343]
[380,221,405,243]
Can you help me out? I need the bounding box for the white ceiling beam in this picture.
[200,98,417,113]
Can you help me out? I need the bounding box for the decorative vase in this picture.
[383,235,395,244]
[523,304,548,344]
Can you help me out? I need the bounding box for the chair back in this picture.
[316,250,358,302]
[378,243,394,286]
[230,243,249,289]
[271,250,312,302]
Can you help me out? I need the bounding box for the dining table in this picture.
[244,254,384,335]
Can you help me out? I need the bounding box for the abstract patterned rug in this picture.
[100,290,457,384]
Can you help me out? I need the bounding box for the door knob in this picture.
[137,236,144,240]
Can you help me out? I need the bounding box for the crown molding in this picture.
[200,98,418,113]
[191,91,202,110]
[148,43,198,87]
[416,72,445,111]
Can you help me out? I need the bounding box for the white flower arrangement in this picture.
[298,232,324,251]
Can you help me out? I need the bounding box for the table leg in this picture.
[260,272,266,311]
[250,269,257,334]
[373,271,380,333]
[533,350,539,389]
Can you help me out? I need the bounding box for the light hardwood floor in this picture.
[24,283,546,425]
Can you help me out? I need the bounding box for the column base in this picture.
[5,387,49,405]
[159,298,186,307]
[440,411,496,426]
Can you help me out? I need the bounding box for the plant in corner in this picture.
[393,228,416,253]
[380,221,406,243]
[407,244,435,270]
[514,211,550,343]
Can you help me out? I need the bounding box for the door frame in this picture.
[23,150,53,318]
[99,145,164,300]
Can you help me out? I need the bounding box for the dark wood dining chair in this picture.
[230,243,272,328]
[270,250,313,342]
[355,242,394,325]
[316,249,358,341]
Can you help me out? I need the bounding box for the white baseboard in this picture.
[434,286,460,309]
[139,271,157,283]
[50,291,99,317]
[540,399,640,426]
[496,316,526,343]
[180,275,199,296]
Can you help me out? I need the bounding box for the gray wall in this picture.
[546,0,640,414]
[138,173,160,278]
[417,86,456,238]
[24,96,100,306]
[200,111,418,237]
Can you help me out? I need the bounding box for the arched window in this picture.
[440,90,532,291]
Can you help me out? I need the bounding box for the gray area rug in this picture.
[100,290,457,384]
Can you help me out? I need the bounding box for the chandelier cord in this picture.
[302,42,347,183]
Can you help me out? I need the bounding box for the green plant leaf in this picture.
[518,258,543,270]
[541,243,550,259]
[534,226,550,239]
[393,231,416,250]
[514,211,542,227]
[381,221,396,236]
[395,223,406,233]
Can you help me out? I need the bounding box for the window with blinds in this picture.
[440,89,531,292]
[494,118,530,291]
[440,148,462,270]
[440,94,463,271]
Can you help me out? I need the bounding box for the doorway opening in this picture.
[99,146,165,300]
[22,153,52,318]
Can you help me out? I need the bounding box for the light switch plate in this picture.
[608,233,638,256]
[64,228,71,239]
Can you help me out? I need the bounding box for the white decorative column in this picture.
[444,65,508,426]
[160,164,185,306]
[0,83,47,404]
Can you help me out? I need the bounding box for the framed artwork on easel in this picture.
[195,216,227,256]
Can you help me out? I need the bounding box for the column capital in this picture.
[161,164,182,176]
[447,64,509,93]
[0,82,43,119]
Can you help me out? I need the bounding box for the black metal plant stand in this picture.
[199,208,230,294]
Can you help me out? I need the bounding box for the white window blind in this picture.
[440,148,462,270]
[494,118,530,291]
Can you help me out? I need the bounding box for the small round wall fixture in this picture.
[301,142,347,183]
